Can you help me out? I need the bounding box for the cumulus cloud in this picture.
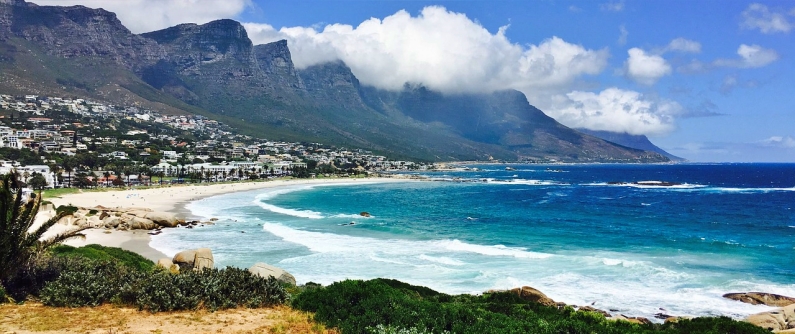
[741,3,793,34]
[624,48,671,85]
[245,6,609,95]
[714,44,778,68]
[29,0,249,33]
[665,38,701,53]
[545,88,681,136]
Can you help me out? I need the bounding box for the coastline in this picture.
[43,177,413,261]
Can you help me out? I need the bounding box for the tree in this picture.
[28,173,48,190]
[0,172,87,287]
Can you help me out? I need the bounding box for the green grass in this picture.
[49,244,155,272]
[41,188,81,199]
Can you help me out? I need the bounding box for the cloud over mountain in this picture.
[245,6,608,96]
[30,0,250,33]
[546,88,681,136]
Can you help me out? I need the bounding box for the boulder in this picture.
[173,249,197,270]
[248,262,296,285]
[360,212,371,217]
[193,248,214,270]
[129,217,156,230]
[507,286,556,307]
[745,304,795,331]
[103,216,121,228]
[144,212,183,228]
[156,258,174,269]
[724,292,795,307]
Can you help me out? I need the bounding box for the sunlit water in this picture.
[151,163,795,320]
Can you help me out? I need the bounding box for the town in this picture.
[0,93,428,189]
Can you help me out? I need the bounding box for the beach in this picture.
[42,177,405,262]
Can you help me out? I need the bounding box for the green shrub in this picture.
[292,279,769,334]
[39,261,129,307]
[0,284,8,303]
[39,263,288,312]
[2,255,89,301]
[50,244,154,272]
[55,204,78,215]
[87,209,98,216]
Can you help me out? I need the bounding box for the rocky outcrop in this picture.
[745,304,795,331]
[193,248,214,270]
[724,292,795,307]
[57,206,185,231]
[172,248,214,271]
[172,249,197,270]
[505,286,557,307]
[248,262,296,285]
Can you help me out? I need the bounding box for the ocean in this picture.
[150,163,795,320]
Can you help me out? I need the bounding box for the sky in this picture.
[29,0,795,162]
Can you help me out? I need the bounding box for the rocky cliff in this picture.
[0,0,670,162]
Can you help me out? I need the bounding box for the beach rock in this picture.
[129,217,157,230]
[507,286,556,307]
[193,248,214,270]
[724,292,795,307]
[173,249,197,270]
[248,262,297,285]
[144,212,183,228]
[103,216,121,228]
[360,212,371,217]
[156,258,174,269]
[745,304,795,331]
[99,211,109,220]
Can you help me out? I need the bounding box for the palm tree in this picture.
[0,172,88,285]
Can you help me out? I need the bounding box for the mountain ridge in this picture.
[0,1,669,163]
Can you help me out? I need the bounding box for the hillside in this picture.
[0,0,669,163]
[577,129,685,161]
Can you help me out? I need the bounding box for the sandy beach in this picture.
[41,177,408,261]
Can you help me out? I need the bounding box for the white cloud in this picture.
[546,88,681,136]
[714,44,778,68]
[624,48,671,85]
[245,6,609,95]
[601,1,625,12]
[29,0,249,33]
[760,136,795,148]
[617,25,628,46]
[665,38,701,53]
[741,3,792,34]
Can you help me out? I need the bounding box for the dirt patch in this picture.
[0,303,338,334]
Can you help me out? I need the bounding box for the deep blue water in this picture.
[151,163,795,320]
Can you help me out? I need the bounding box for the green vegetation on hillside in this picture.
[292,279,767,334]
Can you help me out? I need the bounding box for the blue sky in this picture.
[31,0,795,162]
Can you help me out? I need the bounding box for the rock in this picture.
[578,305,610,317]
[156,258,174,269]
[173,249,197,270]
[144,211,183,228]
[507,286,556,307]
[724,292,795,307]
[210,218,219,221]
[248,262,296,285]
[129,217,156,230]
[360,211,371,217]
[193,248,214,270]
[746,313,785,331]
[103,216,121,228]
[99,211,109,220]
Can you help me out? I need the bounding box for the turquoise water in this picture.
[151,164,795,320]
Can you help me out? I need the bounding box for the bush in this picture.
[39,262,289,312]
[0,284,8,303]
[55,204,78,215]
[292,279,769,334]
[2,255,88,301]
[50,244,154,272]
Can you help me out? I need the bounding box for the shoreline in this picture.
[44,177,413,261]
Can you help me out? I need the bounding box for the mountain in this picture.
[577,129,685,161]
[0,0,669,163]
